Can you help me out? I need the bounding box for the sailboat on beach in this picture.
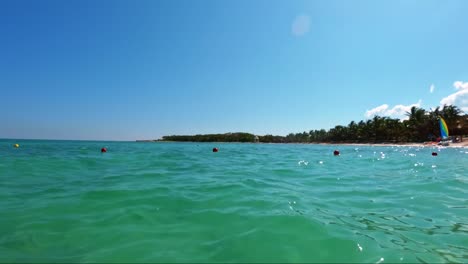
[438,117,450,146]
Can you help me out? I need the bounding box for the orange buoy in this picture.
[333,150,340,156]
[432,152,438,156]
[213,147,218,152]
[101,147,107,153]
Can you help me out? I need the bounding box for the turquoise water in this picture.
[1,140,467,263]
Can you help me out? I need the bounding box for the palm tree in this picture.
[406,106,426,124]
[405,106,428,141]
[347,121,358,142]
[441,105,462,128]
[427,107,442,140]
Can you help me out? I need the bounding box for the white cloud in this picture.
[364,81,468,122]
[454,81,468,90]
[365,100,422,120]
[440,81,468,112]
[291,15,310,37]
[365,104,389,117]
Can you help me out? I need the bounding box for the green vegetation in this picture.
[160,105,467,143]
[162,133,256,142]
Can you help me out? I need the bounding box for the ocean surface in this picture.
[0,140,467,263]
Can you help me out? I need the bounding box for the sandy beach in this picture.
[321,137,468,148]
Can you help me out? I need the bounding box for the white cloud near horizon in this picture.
[440,81,468,112]
[365,100,422,120]
[291,15,310,37]
[364,81,468,121]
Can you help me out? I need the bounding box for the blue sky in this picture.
[1,0,468,141]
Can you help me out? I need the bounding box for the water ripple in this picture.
[0,141,467,262]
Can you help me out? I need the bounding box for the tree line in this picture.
[162,132,256,143]
[160,105,467,143]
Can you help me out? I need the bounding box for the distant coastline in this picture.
[138,133,468,148]
[142,105,467,147]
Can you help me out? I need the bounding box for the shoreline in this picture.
[319,136,468,148]
[145,140,468,148]
[318,141,468,148]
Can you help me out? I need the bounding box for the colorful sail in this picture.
[439,117,449,139]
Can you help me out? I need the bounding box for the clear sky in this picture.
[1,0,468,141]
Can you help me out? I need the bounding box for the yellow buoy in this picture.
[14,144,19,148]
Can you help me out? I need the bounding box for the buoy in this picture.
[432,152,438,156]
[14,144,19,148]
[101,147,107,153]
[333,150,340,156]
[212,147,218,152]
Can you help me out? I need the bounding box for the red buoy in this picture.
[101,147,107,153]
[213,147,218,152]
[333,150,340,156]
[432,152,438,156]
